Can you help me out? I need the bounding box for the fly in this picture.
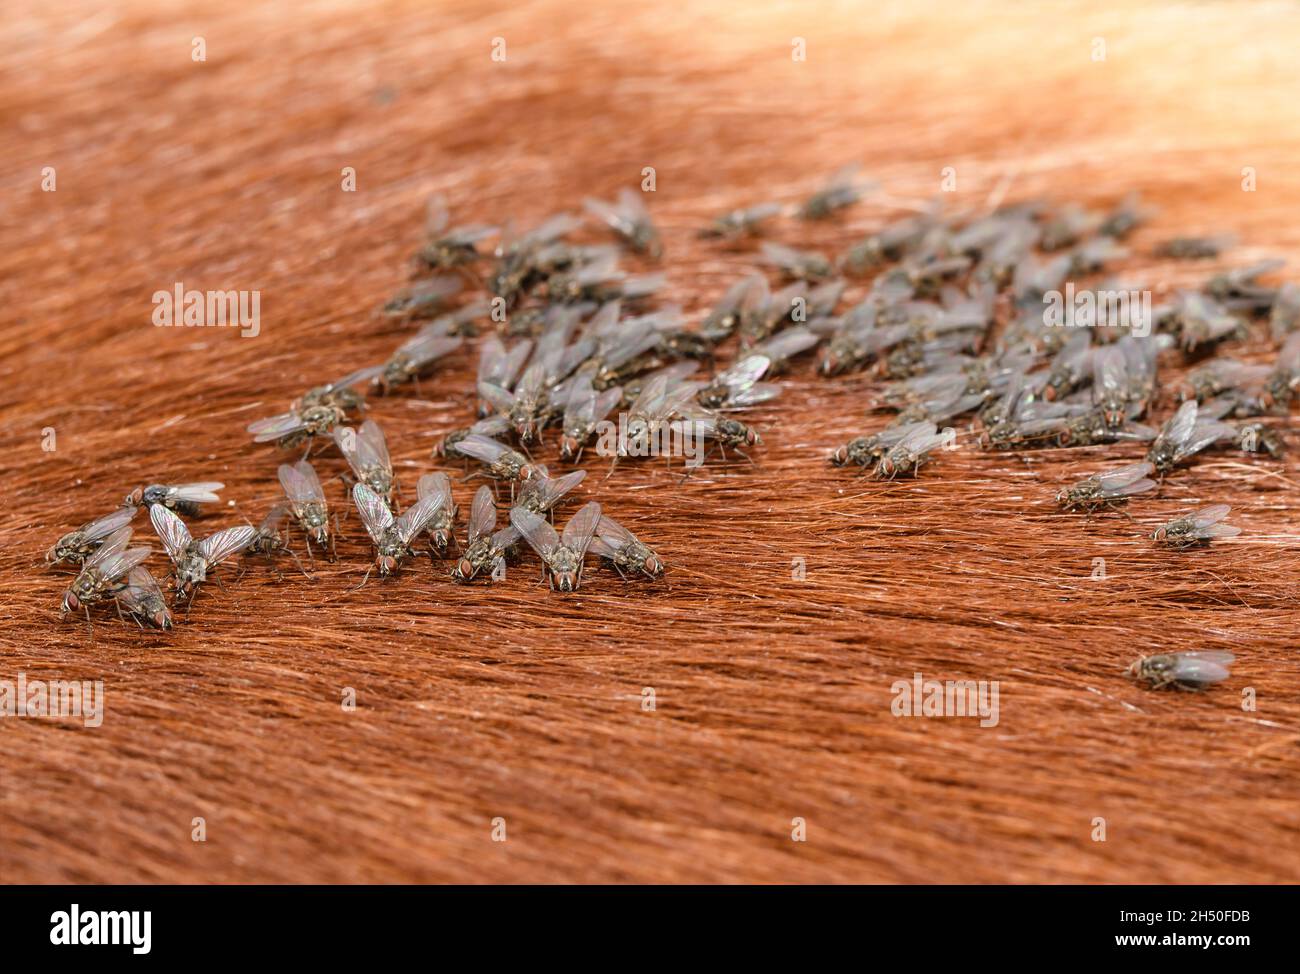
[414,196,497,270]
[1152,504,1240,548]
[278,460,336,559]
[116,567,174,630]
[1128,651,1235,690]
[333,420,395,500]
[416,472,457,557]
[511,501,602,592]
[352,481,447,582]
[150,507,257,604]
[124,482,224,517]
[1146,400,1235,474]
[589,515,663,580]
[452,485,521,583]
[60,527,152,623]
[47,507,137,566]
[560,375,622,461]
[1056,461,1156,513]
[584,189,662,258]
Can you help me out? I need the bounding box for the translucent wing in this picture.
[356,419,391,473]
[258,502,290,534]
[467,485,498,543]
[248,411,307,442]
[97,545,154,584]
[477,381,518,416]
[525,470,586,512]
[278,461,326,507]
[715,354,771,392]
[1093,346,1127,397]
[564,374,597,427]
[320,364,385,396]
[1180,420,1236,460]
[561,501,602,558]
[119,567,165,610]
[1188,504,1231,528]
[751,328,820,363]
[596,514,636,549]
[1095,462,1155,491]
[197,526,258,566]
[510,507,561,560]
[84,526,134,572]
[1169,652,1234,684]
[83,508,137,543]
[416,472,452,510]
[394,332,463,369]
[351,483,395,544]
[456,434,515,466]
[1162,400,1199,447]
[627,374,669,420]
[149,506,193,564]
[394,488,447,546]
[168,482,225,505]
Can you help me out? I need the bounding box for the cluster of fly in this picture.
[49,171,1291,691]
[49,482,245,631]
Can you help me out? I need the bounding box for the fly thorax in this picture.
[551,547,580,575]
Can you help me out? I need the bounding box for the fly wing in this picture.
[583,195,632,235]
[351,483,395,544]
[85,525,135,572]
[197,526,257,567]
[1169,653,1234,684]
[477,381,518,416]
[1093,346,1127,398]
[628,373,669,420]
[278,461,326,507]
[716,354,772,393]
[356,419,392,473]
[1180,419,1236,459]
[84,507,137,544]
[259,502,290,534]
[593,386,623,420]
[1096,461,1156,491]
[596,514,636,549]
[394,489,446,545]
[149,506,193,565]
[455,433,509,465]
[561,501,602,558]
[169,482,225,505]
[467,485,497,543]
[753,329,820,363]
[394,333,463,370]
[510,507,561,560]
[332,426,363,475]
[416,472,452,511]
[322,364,385,395]
[98,545,153,584]
[529,470,587,511]
[425,194,450,236]
[248,411,307,442]
[1193,523,1241,540]
[119,566,164,610]
[1162,399,1199,447]
[564,374,597,427]
[1189,504,1232,528]
[477,335,508,385]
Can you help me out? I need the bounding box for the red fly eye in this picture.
[457,558,474,577]
[519,465,537,481]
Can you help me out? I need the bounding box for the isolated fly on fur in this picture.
[1128,651,1235,690]
[1151,504,1240,548]
[1057,462,1157,513]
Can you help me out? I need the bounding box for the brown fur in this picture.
[2,0,1300,883]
